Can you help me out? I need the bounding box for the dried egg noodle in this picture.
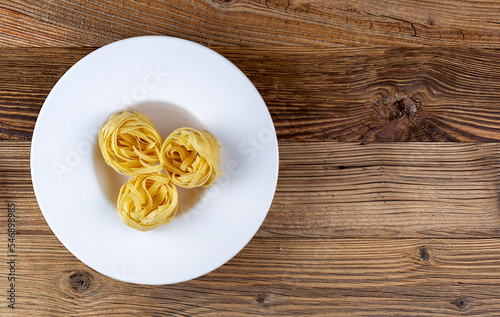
[161,128,223,188]
[117,173,178,231]
[99,111,162,176]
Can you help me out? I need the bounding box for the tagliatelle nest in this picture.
[117,173,178,231]
[160,127,223,189]
[99,111,162,176]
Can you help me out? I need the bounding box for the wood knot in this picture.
[452,298,470,310]
[256,293,267,304]
[363,94,424,141]
[382,95,417,121]
[419,246,430,261]
[68,271,91,293]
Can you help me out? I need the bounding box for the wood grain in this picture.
[234,47,500,142]
[4,141,500,238]
[0,47,92,140]
[267,142,500,238]
[1,0,500,47]
[3,47,500,142]
[2,235,500,316]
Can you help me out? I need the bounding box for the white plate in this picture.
[31,36,279,285]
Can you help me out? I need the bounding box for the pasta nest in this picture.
[99,111,162,176]
[117,173,178,231]
[160,127,223,188]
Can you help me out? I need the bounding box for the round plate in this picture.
[31,36,279,285]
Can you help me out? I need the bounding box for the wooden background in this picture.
[2,0,500,315]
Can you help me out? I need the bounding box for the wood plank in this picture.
[232,47,500,142]
[1,0,500,47]
[2,235,500,315]
[4,141,500,238]
[266,142,500,238]
[2,47,500,141]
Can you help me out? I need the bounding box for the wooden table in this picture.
[2,1,500,315]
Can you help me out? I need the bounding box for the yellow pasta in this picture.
[117,173,178,231]
[160,127,223,188]
[99,111,162,176]
[99,111,224,231]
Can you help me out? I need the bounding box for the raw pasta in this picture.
[99,111,223,231]
[160,127,223,188]
[117,173,178,231]
[99,111,162,176]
